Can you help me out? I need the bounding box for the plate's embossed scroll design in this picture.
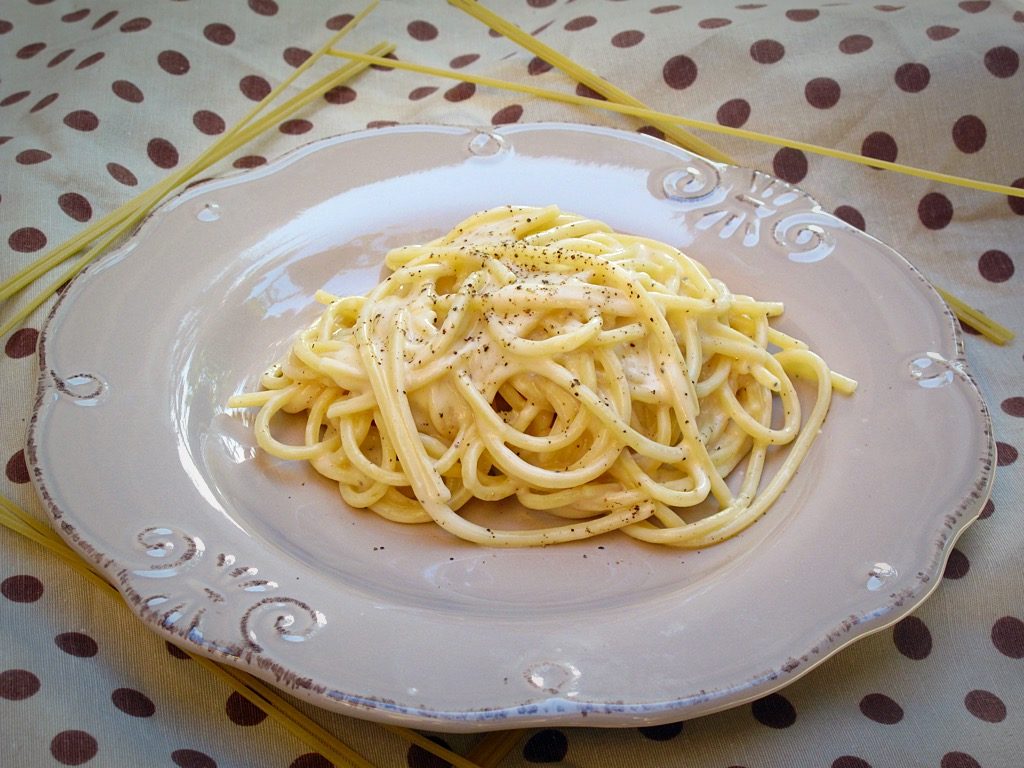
[132,526,205,576]
[241,597,327,653]
[667,165,838,260]
[126,543,323,653]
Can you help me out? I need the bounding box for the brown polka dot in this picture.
[165,641,190,659]
[192,110,225,135]
[840,34,873,54]
[408,86,437,101]
[528,0,556,6]
[409,736,458,768]
[575,82,606,101]
[233,155,266,169]
[17,41,46,59]
[1001,396,1024,417]
[112,80,144,103]
[958,0,990,12]
[964,690,1006,722]
[2,574,44,602]
[50,730,98,765]
[927,25,959,40]
[893,615,931,659]
[369,52,399,72]
[941,753,981,768]
[1007,178,1024,215]
[158,50,190,75]
[716,98,750,128]
[750,39,785,64]
[63,110,99,132]
[832,758,872,768]
[0,669,40,700]
[55,632,98,657]
[449,53,479,69]
[226,691,267,725]
[325,14,354,31]
[943,547,970,579]
[0,20,11,34]
[997,441,1018,466]
[895,62,930,92]
[861,131,898,164]
[204,23,235,45]
[984,46,1019,78]
[48,49,75,67]
[874,4,904,10]
[8,227,47,252]
[859,693,903,724]
[6,328,38,359]
[279,119,312,135]
[240,75,272,101]
[30,93,59,113]
[366,120,398,129]
[4,449,29,482]
[751,693,796,728]
[1,91,31,107]
[172,749,216,768]
[147,138,179,169]
[805,77,841,108]
[565,16,597,31]
[663,55,698,89]
[106,162,138,186]
[324,85,356,104]
[58,193,92,222]
[637,126,667,140]
[75,51,105,70]
[16,149,52,165]
[1015,10,1024,22]
[112,687,155,717]
[786,9,819,21]
[91,10,117,29]
[248,0,278,16]
[120,17,151,33]
[612,30,644,48]
[528,56,553,75]
[408,20,438,41]
[834,205,866,230]
[290,754,332,768]
[699,18,732,28]
[979,498,994,519]
[917,192,953,230]
[283,47,311,68]
[445,82,476,102]
[952,115,986,153]
[651,5,681,12]
[492,104,523,124]
[773,148,808,183]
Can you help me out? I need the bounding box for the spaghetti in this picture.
[229,206,855,547]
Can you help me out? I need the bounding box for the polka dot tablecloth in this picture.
[2,1,1022,766]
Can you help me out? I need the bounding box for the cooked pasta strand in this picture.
[229,206,854,547]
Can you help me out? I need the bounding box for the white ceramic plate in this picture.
[29,124,994,732]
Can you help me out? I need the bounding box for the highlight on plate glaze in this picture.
[467,129,508,157]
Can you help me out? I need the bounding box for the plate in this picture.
[28,124,994,731]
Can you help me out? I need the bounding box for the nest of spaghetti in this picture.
[229,205,855,547]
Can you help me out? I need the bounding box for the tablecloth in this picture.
[2,1,1022,766]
